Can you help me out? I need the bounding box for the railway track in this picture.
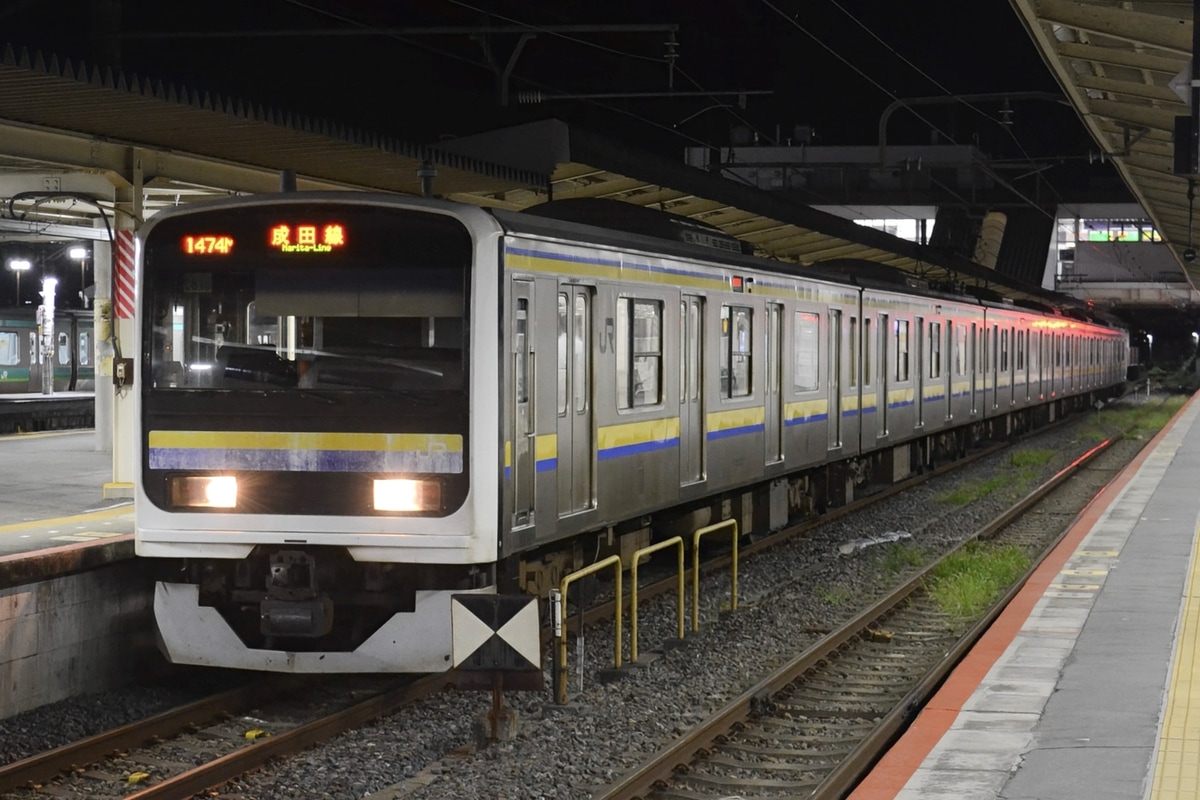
[0,674,451,799]
[592,418,1147,799]
[0,400,1159,800]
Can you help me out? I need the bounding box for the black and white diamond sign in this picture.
[451,594,541,671]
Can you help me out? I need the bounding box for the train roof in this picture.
[494,202,989,307]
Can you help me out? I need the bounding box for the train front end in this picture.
[133,195,501,673]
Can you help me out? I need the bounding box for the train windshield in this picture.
[142,204,471,396]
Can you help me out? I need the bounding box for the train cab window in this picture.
[617,297,662,409]
[57,332,70,365]
[78,331,91,366]
[720,305,753,398]
[0,332,18,365]
[895,320,910,381]
[928,322,941,378]
[793,311,819,391]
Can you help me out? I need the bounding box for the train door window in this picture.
[862,318,872,387]
[849,317,858,388]
[681,303,691,410]
[1000,328,1009,373]
[515,300,529,404]
[955,324,967,376]
[895,319,909,381]
[793,311,819,391]
[720,304,752,399]
[574,294,589,413]
[57,331,70,365]
[557,294,569,415]
[617,297,662,409]
[78,330,91,366]
[29,331,37,365]
[0,332,18,365]
[928,322,941,378]
[768,305,782,395]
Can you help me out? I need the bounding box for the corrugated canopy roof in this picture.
[1010,0,1198,287]
[445,120,1085,307]
[0,43,1090,311]
[0,43,544,198]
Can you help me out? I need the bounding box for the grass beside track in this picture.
[927,542,1031,619]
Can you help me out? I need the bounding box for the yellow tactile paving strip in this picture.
[1150,518,1200,799]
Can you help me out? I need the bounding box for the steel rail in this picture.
[592,422,1131,799]
[123,673,455,800]
[0,680,278,793]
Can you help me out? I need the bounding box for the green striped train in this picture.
[0,307,95,394]
[134,192,1130,673]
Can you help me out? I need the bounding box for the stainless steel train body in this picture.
[0,307,96,393]
[133,193,1129,672]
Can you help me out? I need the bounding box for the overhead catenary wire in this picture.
[760,0,1061,222]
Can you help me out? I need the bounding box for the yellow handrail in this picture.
[630,536,685,663]
[692,519,738,632]
[557,555,622,705]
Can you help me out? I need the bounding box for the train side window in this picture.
[721,304,752,398]
[895,319,909,381]
[57,332,70,365]
[0,332,18,365]
[616,297,662,409]
[793,311,819,391]
[78,331,91,366]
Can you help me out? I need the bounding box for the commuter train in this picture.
[132,192,1129,672]
[0,307,95,393]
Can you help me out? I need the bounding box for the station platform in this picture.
[851,391,1200,800]
[0,429,131,576]
[0,390,94,434]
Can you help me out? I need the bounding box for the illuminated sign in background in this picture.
[180,222,348,255]
[269,223,347,253]
[182,235,235,255]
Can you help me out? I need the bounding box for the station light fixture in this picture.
[8,258,31,303]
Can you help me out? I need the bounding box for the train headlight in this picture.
[170,475,238,509]
[373,479,440,512]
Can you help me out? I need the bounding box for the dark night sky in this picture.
[0,1,1105,169]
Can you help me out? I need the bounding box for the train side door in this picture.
[680,295,705,484]
[914,317,925,428]
[970,323,979,415]
[557,286,594,516]
[828,309,842,450]
[511,280,536,529]
[944,321,953,420]
[27,331,39,392]
[765,302,784,464]
[878,313,889,438]
[991,324,1000,409]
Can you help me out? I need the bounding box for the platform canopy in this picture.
[1010,0,1200,288]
